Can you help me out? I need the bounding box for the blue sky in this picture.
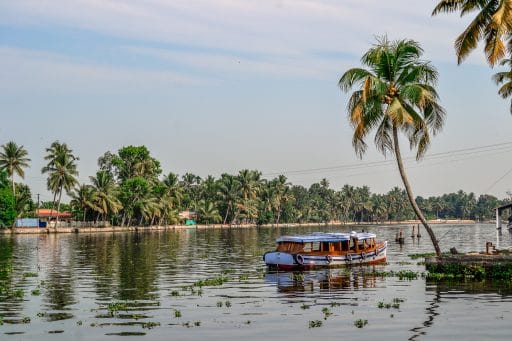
[1,0,512,202]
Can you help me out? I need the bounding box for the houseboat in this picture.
[263,231,387,270]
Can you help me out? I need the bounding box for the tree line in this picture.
[0,141,508,228]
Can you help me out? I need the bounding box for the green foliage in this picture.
[309,320,322,328]
[107,302,128,317]
[174,309,181,318]
[192,275,229,287]
[0,186,15,228]
[354,319,368,328]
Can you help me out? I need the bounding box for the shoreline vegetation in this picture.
[1,219,477,235]
[0,142,508,233]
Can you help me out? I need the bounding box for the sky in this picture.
[1,0,512,202]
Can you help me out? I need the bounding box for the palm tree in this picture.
[432,0,512,66]
[42,142,79,226]
[339,37,446,256]
[493,57,512,112]
[198,200,222,224]
[0,141,30,198]
[89,171,121,222]
[70,184,97,223]
[217,174,241,224]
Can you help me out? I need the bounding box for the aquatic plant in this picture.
[174,309,181,318]
[0,316,3,325]
[171,290,180,297]
[142,321,160,329]
[239,274,249,281]
[192,275,229,287]
[107,302,128,317]
[76,320,82,325]
[396,270,418,280]
[216,301,223,308]
[308,320,322,328]
[408,253,436,260]
[23,272,38,278]
[330,301,341,307]
[10,288,24,299]
[194,321,201,327]
[225,300,231,308]
[22,316,31,323]
[300,303,310,310]
[31,289,41,296]
[322,307,332,319]
[354,319,368,328]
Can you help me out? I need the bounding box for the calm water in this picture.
[1,224,511,340]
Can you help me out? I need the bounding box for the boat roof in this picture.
[276,231,376,243]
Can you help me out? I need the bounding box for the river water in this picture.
[0,224,511,340]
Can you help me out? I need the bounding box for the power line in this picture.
[262,140,512,177]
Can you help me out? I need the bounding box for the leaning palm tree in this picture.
[0,141,30,198]
[432,0,512,66]
[339,36,446,256]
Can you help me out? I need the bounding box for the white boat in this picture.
[263,231,387,270]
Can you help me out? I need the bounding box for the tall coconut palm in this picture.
[432,0,512,66]
[42,142,79,226]
[0,141,30,198]
[339,37,446,256]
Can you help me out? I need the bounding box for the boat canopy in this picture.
[276,231,376,243]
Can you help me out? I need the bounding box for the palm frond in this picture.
[432,0,468,15]
[338,68,374,92]
[454,5,492,64]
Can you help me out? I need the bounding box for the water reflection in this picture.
[0,224,511,340]
[265,269,380,294]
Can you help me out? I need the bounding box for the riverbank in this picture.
[0,219,476,235]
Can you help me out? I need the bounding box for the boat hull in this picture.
[264,241,387,270]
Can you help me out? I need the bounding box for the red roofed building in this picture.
[36,209,72,220]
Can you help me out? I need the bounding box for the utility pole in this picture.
[36,193,40,210]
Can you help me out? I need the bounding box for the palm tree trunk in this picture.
[392,127,441,256]
[49,191,57,222]
[55,188,63,228]
[11,176,15,201]
[223,204,230,225]
[83,208,87,223]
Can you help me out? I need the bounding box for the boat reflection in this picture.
[265,268,382,293]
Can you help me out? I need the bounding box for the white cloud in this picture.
[0,46,208,95]
[0,0,479,68]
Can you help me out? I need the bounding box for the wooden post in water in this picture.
[398,229,405,244]
[416,224,421,238]
[411,225,416,238]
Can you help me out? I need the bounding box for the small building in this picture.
[36,208,72,225]
[495,203,512,230]
[178,211,197,220]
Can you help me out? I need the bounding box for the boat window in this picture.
[312,242,320,252]
[341,240,349,251]
[276,242,304,253]
[350,238,356,251]
[303,243,312,252]
[358,240,366,250]
[333,242,342,252]
[322,242,331,252]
